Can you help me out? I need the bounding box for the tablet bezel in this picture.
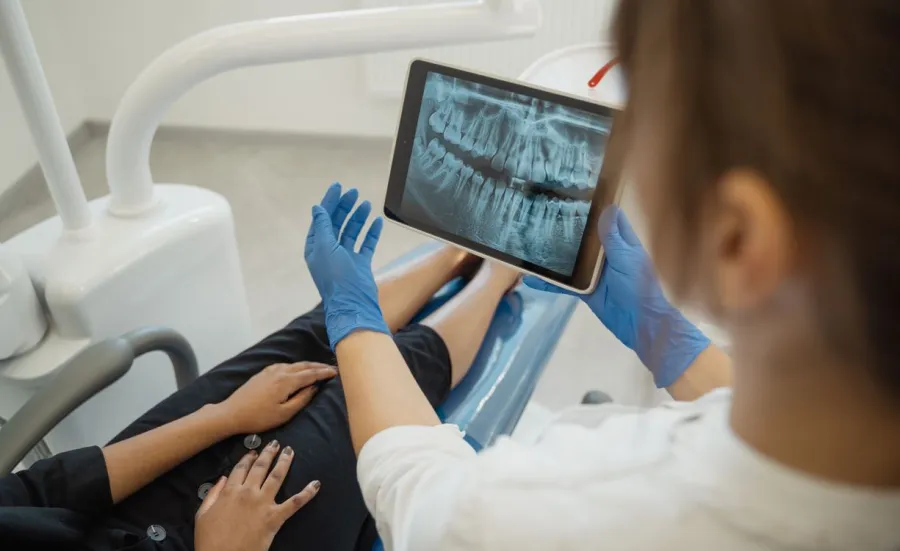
[384,58,623,293]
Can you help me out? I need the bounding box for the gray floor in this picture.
[0,132,661,410]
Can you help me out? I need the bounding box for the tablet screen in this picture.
[385,60,619,290]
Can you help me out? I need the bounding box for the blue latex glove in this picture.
[304,183,390,350]
[524,206,710,388]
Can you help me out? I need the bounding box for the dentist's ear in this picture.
[708,169,793,314]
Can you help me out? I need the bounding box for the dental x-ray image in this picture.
[401,72,613,275]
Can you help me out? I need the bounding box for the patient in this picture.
[0,239,519,551]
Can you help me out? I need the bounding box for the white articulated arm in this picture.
[105,0,542,216]
[0,0,91,231]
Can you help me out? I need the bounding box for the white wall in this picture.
[60,0,403,137]
[1,0,614,196]
[65,0,613,135]
[0,1,88,196]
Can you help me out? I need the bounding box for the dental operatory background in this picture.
[0,0,721,442]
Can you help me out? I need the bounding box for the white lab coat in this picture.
[358,389,900,551]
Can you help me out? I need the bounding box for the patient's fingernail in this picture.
[283,446,293,457]
[311,480,321,491]
[268,439,279,449]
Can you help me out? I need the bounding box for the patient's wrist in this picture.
[200,403,241,439]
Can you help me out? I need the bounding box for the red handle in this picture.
[588,57,619,88]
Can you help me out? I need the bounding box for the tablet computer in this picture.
[384,59,622,293]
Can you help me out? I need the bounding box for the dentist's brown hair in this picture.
[612,0,900,390]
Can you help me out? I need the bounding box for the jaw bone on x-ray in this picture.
[402,72,612,275]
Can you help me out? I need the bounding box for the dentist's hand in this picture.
[304,183,390,350]
[524,206,710,388]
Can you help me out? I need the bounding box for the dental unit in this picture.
[0,0,623,486]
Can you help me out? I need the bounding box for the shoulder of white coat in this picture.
[441,389,734,550]
[535,387,731,475]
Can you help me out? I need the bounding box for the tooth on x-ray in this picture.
[403,73,611,274]
[460,115,480,151]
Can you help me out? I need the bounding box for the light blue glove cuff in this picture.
[324,306,391,351]
[641,312,712,389]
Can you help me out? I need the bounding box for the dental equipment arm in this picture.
[0,328,198,476]
[0,0,91,231]
[105,0,541,216]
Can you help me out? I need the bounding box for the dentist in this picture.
[305,192,730,550]
[303,1,900,549]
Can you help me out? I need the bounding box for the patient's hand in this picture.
[195,442,320,551]
[216,362,337,435]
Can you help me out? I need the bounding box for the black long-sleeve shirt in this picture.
[0,447,175,550]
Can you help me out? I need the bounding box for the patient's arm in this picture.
[103,362,335,503]
[102,404,233,503]
[336,331,441,454]
[666,344,733,401]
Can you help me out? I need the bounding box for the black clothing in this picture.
[0,305,452,551]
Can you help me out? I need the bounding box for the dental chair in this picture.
[0,242,576,473]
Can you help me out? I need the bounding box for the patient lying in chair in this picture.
[0,245,519,551]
